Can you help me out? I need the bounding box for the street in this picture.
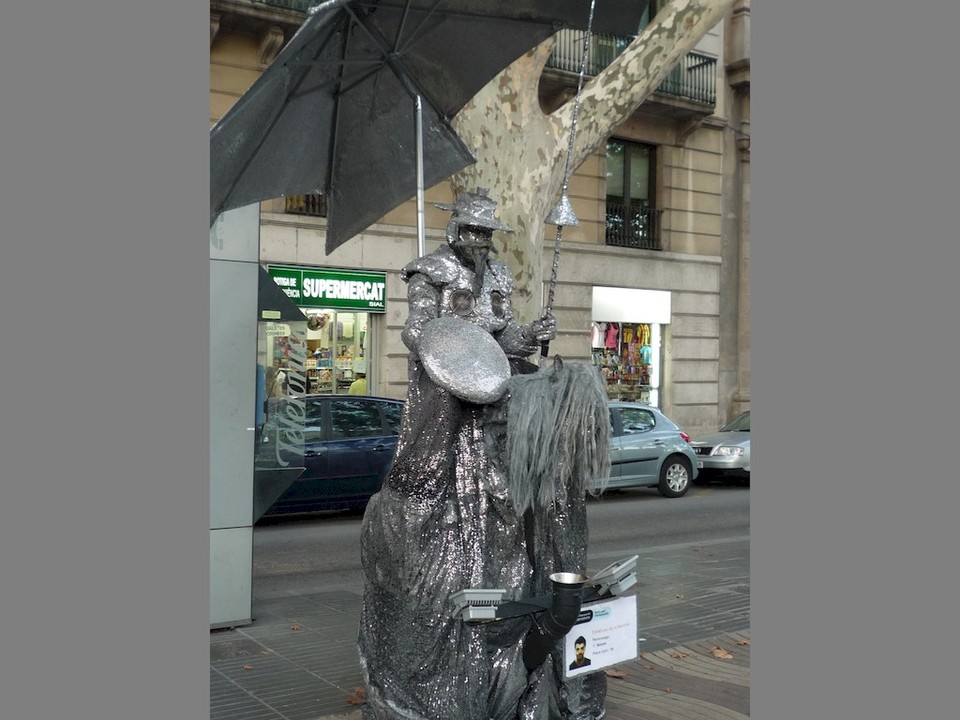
[218,484,750,719]
[253,483,750,605]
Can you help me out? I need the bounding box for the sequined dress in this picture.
[359,245,608,720]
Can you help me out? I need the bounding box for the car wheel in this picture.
[658,455,691,498]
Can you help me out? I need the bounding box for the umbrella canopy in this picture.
[210,0,649,254]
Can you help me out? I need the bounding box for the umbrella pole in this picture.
[416,95,427,257]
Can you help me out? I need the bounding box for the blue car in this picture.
[259,395,404,516]
[259,397,697,516]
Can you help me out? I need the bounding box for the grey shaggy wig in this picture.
[494,359,611,514]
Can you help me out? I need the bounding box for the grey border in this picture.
[753,3,956,718]
[5,2,958,719]
[1,3,209,718]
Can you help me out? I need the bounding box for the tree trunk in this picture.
[451,0,735,324]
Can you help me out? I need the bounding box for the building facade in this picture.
[210,0,749,627]
[211,0,749,437]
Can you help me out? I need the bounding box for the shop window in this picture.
[591,321,661,407]
[605,139,661,250]
[304,310,370,395]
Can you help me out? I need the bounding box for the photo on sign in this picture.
[564,595,638,678]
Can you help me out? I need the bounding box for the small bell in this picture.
[544,193,579,227]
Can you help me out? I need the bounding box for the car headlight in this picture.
[714,446,744,457]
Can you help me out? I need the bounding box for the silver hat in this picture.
[436,188,515,233]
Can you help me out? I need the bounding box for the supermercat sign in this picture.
[268,265,387,313]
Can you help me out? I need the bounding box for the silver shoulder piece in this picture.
[401,245,462,284]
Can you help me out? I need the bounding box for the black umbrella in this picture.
[210,0,649,255]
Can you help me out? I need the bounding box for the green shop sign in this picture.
[268,266,387,313]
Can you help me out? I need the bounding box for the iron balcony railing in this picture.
[284,194,662,250]
[605,201,662,250]
[252,11,717,105]
[548,31,717,106]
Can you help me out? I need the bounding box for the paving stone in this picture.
[223,540,750,720]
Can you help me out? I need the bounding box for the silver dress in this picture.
[358,245,607,720]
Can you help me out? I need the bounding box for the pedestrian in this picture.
[348,372,367,395]
[266,359,286,399]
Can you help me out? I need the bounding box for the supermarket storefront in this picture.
[265,265,387,396]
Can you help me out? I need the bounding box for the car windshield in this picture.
[720,411,750,432]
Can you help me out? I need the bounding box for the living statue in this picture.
[358,189,610,720]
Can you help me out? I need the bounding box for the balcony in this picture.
[545,31,717,119]
[605,201,662,251]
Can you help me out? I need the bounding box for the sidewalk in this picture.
[210,537,750,720]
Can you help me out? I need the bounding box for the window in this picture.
[638,1,658,31]
[605,139,661,250]
[620,407,656,434]
[303,398,326,444]
[720,411,750,433]
[383,402,403,435]
[330,398,385,439]
[285,194,328,217]
[590,2,659,73]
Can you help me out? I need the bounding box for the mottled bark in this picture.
[451,0,735,324]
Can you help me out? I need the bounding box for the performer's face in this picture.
[452,224,493,272]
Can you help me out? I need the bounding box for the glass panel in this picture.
[255,316,307,470]
[638,4,652,31]
[628,144,650,201]
[592,35,618,70]
[721,411,750,432]
[303,398,325,444]
[647,323,661,407]
[605,140,625,198]
[606,139,657,248]
[620,407,655,433]
[330,398,384,439]
[383,402,403,434]
[303,310,370,395]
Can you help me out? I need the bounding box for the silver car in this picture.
[599,402,699,498]
[690,410,751,485]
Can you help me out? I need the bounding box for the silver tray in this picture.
[419,316,510,404]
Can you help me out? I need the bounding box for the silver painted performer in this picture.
[358,190,607,719]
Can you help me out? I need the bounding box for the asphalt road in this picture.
[252,483,749,602]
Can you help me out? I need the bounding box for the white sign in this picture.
[264,322,291,338]
[592,286,671,324]
[563,595,638,677]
